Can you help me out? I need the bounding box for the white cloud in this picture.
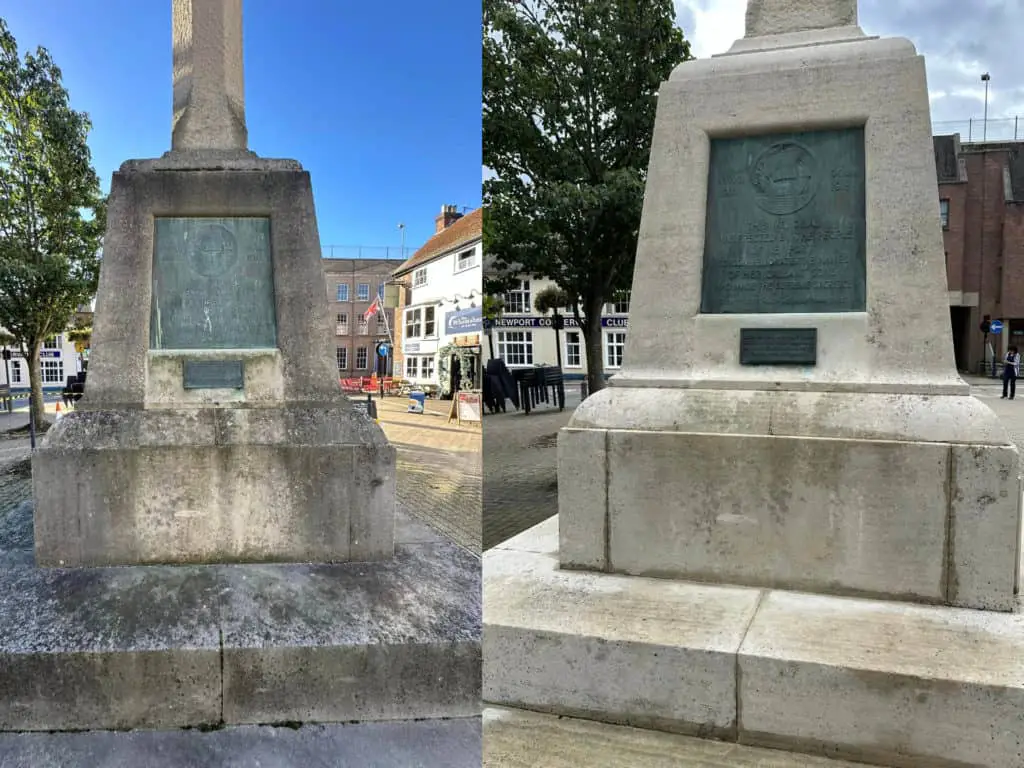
[673,0,1024,137]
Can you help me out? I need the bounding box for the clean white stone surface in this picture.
[557,429,607,570]
[745,0,857,38]
[485,519,1024,768]
[607,431,949,602]
[484,545,761,736]
[739,590,1024,766]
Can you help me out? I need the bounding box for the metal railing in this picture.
[933,117,1024,143]
[321,245,419,260]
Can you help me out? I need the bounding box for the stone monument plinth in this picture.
[32,1,394,568]
[10,0,478,743]
[484,2,1024,765]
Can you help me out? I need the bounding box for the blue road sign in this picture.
[376,343,390,358]
[990,320,1004,334]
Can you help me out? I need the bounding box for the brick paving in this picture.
[482,393,579,550]
[0,396,483,554]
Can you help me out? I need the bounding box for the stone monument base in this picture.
[558,388,1023,612]
[33,406,394,567]
[0,502,478,731]
[484,518,1024,768]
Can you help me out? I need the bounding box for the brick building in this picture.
[937,135,1024,372]
[322,258,403,377]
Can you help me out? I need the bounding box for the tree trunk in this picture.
[583,293,607,394]
[28,339,46,428]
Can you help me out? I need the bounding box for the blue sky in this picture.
[3,1,481,254]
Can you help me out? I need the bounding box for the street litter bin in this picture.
[408,391,426,414]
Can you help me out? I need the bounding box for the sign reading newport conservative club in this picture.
[444,306,483,336]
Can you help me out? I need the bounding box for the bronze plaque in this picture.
[701,128,866,314]
[151,217,277,349]
[183,360,245,389]
[739,328,817,366]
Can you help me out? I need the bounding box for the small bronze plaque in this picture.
[701,127,866,314]
[183,360,245,389]
[739,328,817,366]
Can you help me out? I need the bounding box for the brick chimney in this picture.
[435,204,463,233]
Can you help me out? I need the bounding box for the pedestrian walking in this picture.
[1002,345,1020,399]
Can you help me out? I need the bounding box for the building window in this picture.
[43,335,62,350]
[421,356,436,380]
[41,358,64,384]
[357,283,370,301]
[336,347,348,371]
[605,331,627,369]
[336,283,350,301]
[377,314,388,333]
[455,248,478,273]
[358,316,369,335]
[497,330,534,366]
[378,283,386,300]
[405,357,419,378]
[940,198,950,229]
[565,331,582,368]
[9,360,22,384]
[336,313,349,335]
[413,268,427,288]
[504,280,531,314]
[605,293,631,315]
[356,347,369,370]
[404,306,437,339]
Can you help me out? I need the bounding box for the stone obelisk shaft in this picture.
[745,0,857,37]
[172,0,248,151]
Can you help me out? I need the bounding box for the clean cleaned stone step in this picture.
[484,520,1024,767]
[0,717,480,768]
[483,707,871,767]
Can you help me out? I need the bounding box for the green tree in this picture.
[483,0,691,393]
[0,20,105,426]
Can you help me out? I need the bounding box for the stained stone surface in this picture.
[0,502,480,731]
[0,718,481,768]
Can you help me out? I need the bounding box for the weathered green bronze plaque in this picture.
[151,217,277,349]
[183,359,245,389]
[739,328,817,366]
[701,128,866,314]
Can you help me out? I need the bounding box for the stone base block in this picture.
[483,707,868,767]
[560,388,1023,611]
[484,519,1024,768]
[32,406,396,567]
[0,503,478,731]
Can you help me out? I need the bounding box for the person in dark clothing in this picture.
[1002,345,1020,399]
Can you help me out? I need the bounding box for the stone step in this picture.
[483,707,870,767]
[0,716,480,768]
[484,519,1024,767]
[0,504,480,731]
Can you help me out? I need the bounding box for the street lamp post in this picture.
[982,73,991,141]
[397,222,406,259]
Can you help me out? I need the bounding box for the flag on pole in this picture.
[363,296,381,321]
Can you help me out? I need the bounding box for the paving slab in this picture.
[483,707,871,767]
[484,543,762,737]
[0,717,480,768]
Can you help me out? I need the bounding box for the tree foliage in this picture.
[0,19,105,424]
[483,0,690,391]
